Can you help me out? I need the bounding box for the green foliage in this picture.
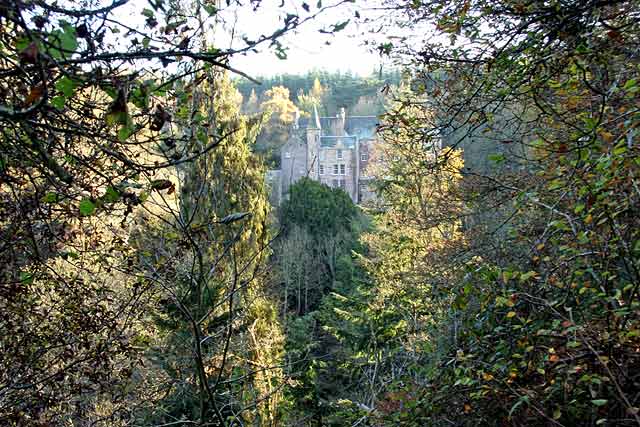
[281,177,359,237]
[336,1,640,426]
[78,198,96,216]
[132,72,283,426]
[1,0,324,420]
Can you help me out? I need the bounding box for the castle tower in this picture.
[306,105,321,180]
[338,107,346,135]
[293,108,300,129]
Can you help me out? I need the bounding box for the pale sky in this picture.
[110,0,386,78]
[218,0,386,78]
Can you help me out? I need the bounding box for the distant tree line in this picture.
[235,69,402,116]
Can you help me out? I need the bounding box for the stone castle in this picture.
[266,107,380,205]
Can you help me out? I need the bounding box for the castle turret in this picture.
[312,104,321,130]
[338,107,346,134]
[293,108,300,129]
[306,105,321,179]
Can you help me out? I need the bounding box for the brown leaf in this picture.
[24,84,44,106]
[150,179,173,191]
[150,105,171,131]
[607,30,624,42]
[178,37,190,50]
[19,42,39,64]
[76,23,89,38]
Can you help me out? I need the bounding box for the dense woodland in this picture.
[1,0,640,426]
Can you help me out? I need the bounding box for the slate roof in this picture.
[296,113,379,139]
[320,135,357,148]
[344,116,378,139]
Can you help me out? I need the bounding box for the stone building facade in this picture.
[267,107,380,205]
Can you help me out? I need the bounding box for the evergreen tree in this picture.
[245,88,260,114]
[133,72,284,426]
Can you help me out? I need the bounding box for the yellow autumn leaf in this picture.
[506,311,516,318]
[600,130,615,143]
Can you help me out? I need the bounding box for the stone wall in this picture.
[280,134,308,198]
[317,143,357,202]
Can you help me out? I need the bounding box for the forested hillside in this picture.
[1,0,640,426]
[236,70,401,116]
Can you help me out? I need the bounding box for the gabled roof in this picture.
[297,112,379,139]
[320,135,357,148]
[344,116,378,139]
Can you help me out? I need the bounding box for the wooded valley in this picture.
[1,0,639,426]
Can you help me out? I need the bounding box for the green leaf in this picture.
[106,110,129,126]
[141,8,155,18]
[193,111,205,123]
[20,271,34,285]
[51,95,66,110]
[60,23,78,52]
[15,37,31,51]
[55,77,77,98]
[592,399,608,407]
[613,144,627,156]
[623,79,637,91]
[79,199,96,216]
[203,4,217,15]
[131,82,152,109]
[488,153,506,164]
[333,19,350,32]
[41,192,58,203]
[118,126,133,141]
[102,186,120,203]
[197,129,208,144]
[48,22,78,59]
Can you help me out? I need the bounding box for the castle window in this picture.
[361,152,368,161]
[320,151,326,161]
[339,164,345,175]
[333,164,339,175]
[319,165,324,175]
[332,179,339,188]
[337,149,343,159]
[339,179,346,189]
